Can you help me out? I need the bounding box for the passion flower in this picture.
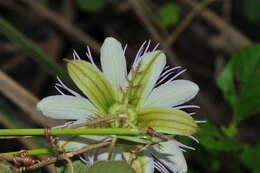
[37,37,200,173]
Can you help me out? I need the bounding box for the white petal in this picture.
[100,37,127,92]
[59,135,108,152]
[37,95,96,120]
[123,149,154,173]
[148,141,187,173]
[144,80,199,108]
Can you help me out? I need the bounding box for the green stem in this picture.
[0,148,54,156]
[0,128,142,136]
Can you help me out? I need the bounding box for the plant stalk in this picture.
[0,128,142,136]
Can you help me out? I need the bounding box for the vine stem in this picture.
[0,147,54,156]
[0,128,142,136]
[1,141,112,171]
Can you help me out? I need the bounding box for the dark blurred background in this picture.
[0,0,259,172]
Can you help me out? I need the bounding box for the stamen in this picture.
[187,135,199,143]
[79,155,88,164]
[81,151,95,165]
[159,66,182,78]
[86,46,97,68]
[189,112,196,116]
[123,44,128,55]
[152,43,160,52]
[163,65,170,70]
[173,140,195,151]
[143,40,151,54]
[156,66,182,85]
[56,77,81,97]
[55,85,65,95]
[52,121,74,129]
[133,41,147,68]
[73,50,81,60]
[55,83,80,97]
[196,120,207,123]
[173,105,200,109]
[153,160,170,173]
[87,152,95,165]
[168,69,187,82]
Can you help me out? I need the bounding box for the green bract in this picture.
[137,108,197,135]
[67,60,116,115]
[37,37,200,173]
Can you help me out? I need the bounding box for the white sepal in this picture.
[100,37,127,94]
[59,135,109,152]
[144,80,199,108]
[37,95,96,120]
[148,141,187,173]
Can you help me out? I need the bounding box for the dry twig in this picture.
[14,141,112,172]
[166,0,214,45]
[19,0,101,53]
[178,0,252,49]
[0,70,58,127]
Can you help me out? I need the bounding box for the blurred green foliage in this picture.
[244,0,260,21]
[217,44,260,124]
[240,143,260,173]
[216,44,260,172]
[159,3,180,28]
[195,123,242,151]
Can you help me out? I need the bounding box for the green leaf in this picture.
[56,160,88,173]
[195,122,242,151]
[221,122,237,138]
[87,161,136,173]
[244,0,260,21]
[217,44,260,123]
[159,3,180,28]
[240,143,260,173]
[187,147,220,173]
[77,0,108,12]
[67,60,116,114]
[0,17,73,88]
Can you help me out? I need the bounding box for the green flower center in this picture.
[108,103,137,128]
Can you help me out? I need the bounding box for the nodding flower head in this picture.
[37,37,202,173]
